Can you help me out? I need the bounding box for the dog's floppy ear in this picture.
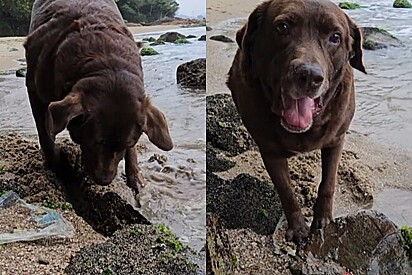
[346,16,367,74]
[48,92,84,135]
[236,2,269,59]
[141,97,173,151]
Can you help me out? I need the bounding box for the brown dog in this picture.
[24,0,173,192]
[227,0,366,242]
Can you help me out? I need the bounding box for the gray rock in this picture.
[210,35,234,43]
[198,35,206,41]
[304,210,412,274]
[176,58,206,89]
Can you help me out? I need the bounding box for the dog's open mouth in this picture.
[280,96,323,133]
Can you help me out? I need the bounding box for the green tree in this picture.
[116,0,179,23]
[0,0,179,36]
[0,0,34,36]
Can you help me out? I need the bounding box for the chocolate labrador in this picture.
[227,0,366,242]
[24,0,173,192]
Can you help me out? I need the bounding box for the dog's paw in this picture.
[285,221,310,243]
[126,169,145,194]
[45,147,77,182]
[310,215,332,232]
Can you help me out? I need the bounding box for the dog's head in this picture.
[48,71,173,185]
[236,0,366,133]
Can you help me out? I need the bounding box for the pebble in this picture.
[38,258,49,265]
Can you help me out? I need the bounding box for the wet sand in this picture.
[206,0,264,96]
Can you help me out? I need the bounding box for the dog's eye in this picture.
[275,22,289,35]
[329,32,341,44]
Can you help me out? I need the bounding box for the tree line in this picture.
[0,0,179,36]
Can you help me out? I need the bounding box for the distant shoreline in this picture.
[0,22,202,72]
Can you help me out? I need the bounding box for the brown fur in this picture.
[24,0,173,191]
[227,0,366,242]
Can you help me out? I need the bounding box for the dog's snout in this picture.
[97,175,113,186]
[294,63,324,89]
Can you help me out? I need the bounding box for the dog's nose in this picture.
[294,63,324,89]
[97,176,113,186]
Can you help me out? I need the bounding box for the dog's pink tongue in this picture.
[283,97,315,129]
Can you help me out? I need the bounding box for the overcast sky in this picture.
[176,0,205,17]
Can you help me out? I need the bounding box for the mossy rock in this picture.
[393,0,412,8]
[338,2,361,9]
[65,224,202,275]
[174,38,190,44]
[150,39,166,46]
[16,67,26,77]
[143,37,156,42]
[401,226,412,259]
[140,47,160,56]
[361,27,402,50]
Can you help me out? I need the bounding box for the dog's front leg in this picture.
[311,140,344,232]
[125,146,145,194]
[27,92,61,166]
[261,153,309,243]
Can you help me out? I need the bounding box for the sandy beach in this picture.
[206,0,265,95]
[0,24,186,72]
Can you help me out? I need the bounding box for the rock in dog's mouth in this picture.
[280,96,323,134]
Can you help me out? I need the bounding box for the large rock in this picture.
[206,171,283,235]
[158,32,186,43]
[361,27,402,50]
[65,224,202,275]
[206,94,257,157]
[176,58,206,89]
[303,210,412,274]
